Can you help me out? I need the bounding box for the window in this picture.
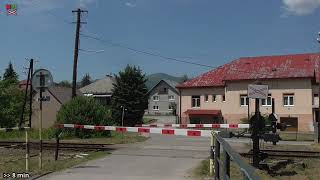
[192,95,201,108]
[283,94,294,106]
[222,95,226,102]
[205,94,209,102]
[168,105,174,110]
[163,88,167,93]
[240,95,249,106]
[168,95,175,100]
[153,96,159,101]
[212,95,216,102]
[153,106,159,110]
[261,94,272,106]
[313,94,318,105]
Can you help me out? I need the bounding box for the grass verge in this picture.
[0,148,110,179]
[279,132,314,141]
[192,157,320,180]
[143,117,157,124]
[0,128,149,144]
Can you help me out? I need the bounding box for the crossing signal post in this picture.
[248,84,268,168]
[31,69,53,169]
[252,98,261,168]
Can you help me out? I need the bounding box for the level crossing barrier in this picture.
[136,123,250,129]
[56,124,218,137]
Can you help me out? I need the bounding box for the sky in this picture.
[1,0,320,82]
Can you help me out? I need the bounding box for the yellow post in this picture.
[39,106,42,169]
[210,131,216,176]
[25,130,29,171]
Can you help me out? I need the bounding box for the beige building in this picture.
[177,53,320,132]
[32,86,81,129]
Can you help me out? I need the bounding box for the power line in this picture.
[28,0,73,24]
[79,32,288,77]
[28,5,282,77]
[27,5,308,79]
[80,33,217,68]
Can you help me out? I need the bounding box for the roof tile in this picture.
[177,53,320,88]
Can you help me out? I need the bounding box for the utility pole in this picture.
[29,59,33,127]
[19,59,34,128]
[72,8,87,98]
[316,33,320,143]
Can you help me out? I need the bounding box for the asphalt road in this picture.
[41,134,212,180]
[40,134,312,180]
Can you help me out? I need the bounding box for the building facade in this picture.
[146,80,180,115]
[79,75,115,106]
[32,86,81,128]
[177,53,320,132]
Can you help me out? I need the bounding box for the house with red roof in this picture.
[177,53,320,132]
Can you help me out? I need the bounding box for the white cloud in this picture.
[125,2,136,7]
[17,0,63,12]
[282,0,320,15]
[79,0,96,8]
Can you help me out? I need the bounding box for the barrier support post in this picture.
[25,130,29,171]
[55,134,60,161]
[210,131,216,177]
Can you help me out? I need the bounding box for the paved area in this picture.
[41,134,313,180]
[41,134,211,180]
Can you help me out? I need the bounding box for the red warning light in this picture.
[6,4,11,10]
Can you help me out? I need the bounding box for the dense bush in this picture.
[56,96,112,138]
[0,62,29,128]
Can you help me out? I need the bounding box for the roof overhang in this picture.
[184,109,221,116]
[176,85,224,89]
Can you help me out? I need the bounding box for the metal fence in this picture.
[214,132,260,180]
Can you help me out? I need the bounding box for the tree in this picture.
[111,65,148,126]
[57,80,72,88]
[3,62,18,84]
[56,96,111,138]
[181,74,188,82]
[81,73,92,87]
[0,80,26,127]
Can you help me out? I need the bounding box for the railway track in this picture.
[242,149,320,158]
[0,141,114,151]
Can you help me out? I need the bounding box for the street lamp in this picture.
[120,106,127,127]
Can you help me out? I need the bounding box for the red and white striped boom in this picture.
[57,124,217,137]
[135,123,250,129]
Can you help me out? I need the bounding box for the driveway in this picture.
[41,134,211,180]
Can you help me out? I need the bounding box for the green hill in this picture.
[146,73,188,90]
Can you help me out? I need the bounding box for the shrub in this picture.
[56,96,112,138]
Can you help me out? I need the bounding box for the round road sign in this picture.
[31,69,53,90]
